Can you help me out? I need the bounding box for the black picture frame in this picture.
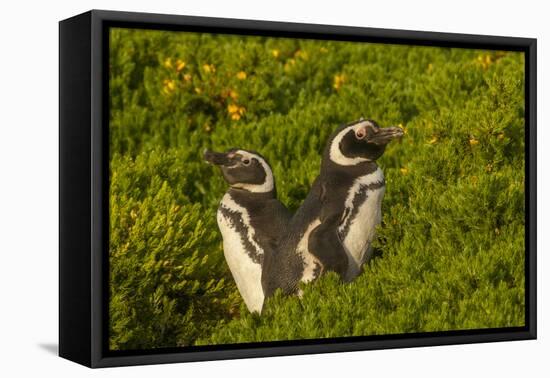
[59,9,537,368]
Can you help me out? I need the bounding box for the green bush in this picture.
[108,28,525,349]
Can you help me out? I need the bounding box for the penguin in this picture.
[262,118,403,297]
[204,148,292,313]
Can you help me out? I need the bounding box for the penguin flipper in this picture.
[261,241,300,298]
[308,214,349,279]
[261,243,280,298]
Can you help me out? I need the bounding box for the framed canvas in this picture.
[59,10,536,368]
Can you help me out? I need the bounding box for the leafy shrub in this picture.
[108,28,525,349]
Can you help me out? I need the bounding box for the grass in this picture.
[108,27,525,350]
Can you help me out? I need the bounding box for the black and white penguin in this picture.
[205,148,291,313]
[262,119,403,297]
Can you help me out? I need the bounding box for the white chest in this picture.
[338,169,385,280]
[217,194,265,313]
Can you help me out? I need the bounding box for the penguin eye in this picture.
[242,159,251,166]
[355,129,366,140]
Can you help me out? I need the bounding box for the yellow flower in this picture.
[476,54,493,69]
[202,64,215,74]
[163,79,176,93]
[272,49,280,58]
[194,87,202,94]
[469,138,479,145]
[227,104,240,114]
[284,58,296,72]
[183,73,192,82]
[163,58,172,68]
[229,90,239,100]
[428,136,438,144]
[176,59,186,72]
[400,167,409,175]
[227,104,246,120]
[398,123,408,134]
[333,74,346,91]
[427,63,433,72]
[497,133,505,140]
[236,71,247,80]
[320,47,328,53]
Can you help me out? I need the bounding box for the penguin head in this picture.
[204,148,275,194]
[326,118,403,166]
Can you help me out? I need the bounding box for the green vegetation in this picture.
[108,27,525,350]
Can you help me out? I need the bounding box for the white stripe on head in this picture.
[329,120,373,166]
[231,150,274,193]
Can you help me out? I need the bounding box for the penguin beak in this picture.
[204,150,232,166]
[368,126,404,145]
